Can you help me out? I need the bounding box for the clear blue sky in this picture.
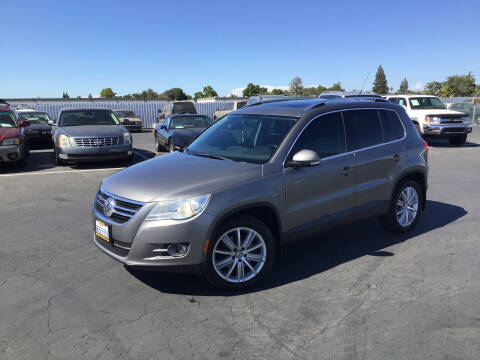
[1,0,479,98]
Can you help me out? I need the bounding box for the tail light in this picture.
[422,139,428,154]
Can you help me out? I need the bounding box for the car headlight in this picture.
[461,116,471,124]
[58,134,73,147]
[123,132,131,144]
[146,194,210,221]
[425,116,441,124]
[1,137,20,145]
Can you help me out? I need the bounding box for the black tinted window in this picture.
[379,110,404,142]
[343,110,383,151]
[291,112,346,159]
[173,102,196,114]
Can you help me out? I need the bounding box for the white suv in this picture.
[386,95,472,145]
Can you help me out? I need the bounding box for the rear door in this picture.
[343,109,405,218]
[284,111,355,236]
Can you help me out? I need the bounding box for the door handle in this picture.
[341,166,353,176]
[393,154,400,163]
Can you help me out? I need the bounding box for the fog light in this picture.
[167,243,189,257]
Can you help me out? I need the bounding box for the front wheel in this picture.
[168,139,175,153]
[154,134,162,152]
[449,134,467,146]
[381,180,423,233]
[55,149,65,166]
[205,215,276,289]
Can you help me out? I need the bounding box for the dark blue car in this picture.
[154,114,213,152]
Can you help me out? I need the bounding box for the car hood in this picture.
[409,109,466,119]
[101,152,262,202]
[26,123,52,131]
[0,127,20,143]
[59,125,126,137]
[170,129,205,145]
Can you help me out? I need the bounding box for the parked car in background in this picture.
[318,91,382,99]
[156,101,197,123]
[17,109,54,146]
[52,108,132,165]
[93,97,428,289]
[245,95,292,106]
[213,100,247,121]
[386,95,472,145]
[0,103,29,166]
[154,114,212,152]
[113,110,143,132]
[446,101,480,123]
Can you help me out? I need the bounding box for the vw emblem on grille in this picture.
[103,197,116,217]
[93,138,101,146]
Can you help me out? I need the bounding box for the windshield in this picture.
[187,113,297,164]
[0,111,17,128]
[58,110,120,127]
[18,112,50,124]
[170,116,212,129]
[173,102,196,114]
[409,97,446,109]
[114,111,135,118]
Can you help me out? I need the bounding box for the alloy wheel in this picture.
[396,186,419,227]
[212,227,267,283]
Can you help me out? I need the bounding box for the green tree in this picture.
[62,92,70,99]
[100,88,116,98]
[88,93,93,99]
[423,81,442,96]
[398,78,408,93]
[271,88,286,95]
[443,72,476,97]
[372,65,388,95]
[316,85,327,94]
[163,88,187,101]
[243,83,261,97]
[289,77,304,96]
[439,84,454,97]
[476,85,480,97]
[202,85,218,98]
[123,94,133,99]
[194,91,204,100]
[327,82,345,92]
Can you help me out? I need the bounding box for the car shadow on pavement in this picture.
[0,149,56,174]
[128,200,467,296]
[426,139,479,148]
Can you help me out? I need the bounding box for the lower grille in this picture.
[95,189,144,224]
[443,127,466,134]
[74,136,119,147]
[96,235,130,257]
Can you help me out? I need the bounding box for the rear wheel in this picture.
[205,215,276,289]
[449,134,467,146]
[381,180,423,233]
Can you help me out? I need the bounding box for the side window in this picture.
[389,98,399,105]
[379,110,404,142]
[290,112,346,159]
[343,109,383,151]
[398,98,407,107]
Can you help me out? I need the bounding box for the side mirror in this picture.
[48,120,55,126]
[19,120,31,127]
[286,149,321,168]
[160,125,167,130]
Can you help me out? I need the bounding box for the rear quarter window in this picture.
[379,110,404,142]
[173,102,196,114]
[343,109,383,151]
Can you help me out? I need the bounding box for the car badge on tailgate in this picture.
[103,197,116,217]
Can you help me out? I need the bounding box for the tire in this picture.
[205,215,276,290]
[55,149,65,166]
[449,134,467,146]
[381,180,424,233]
[168,138,175,153]
[16,155,27,168]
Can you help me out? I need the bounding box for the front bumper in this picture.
[91,191,214,273]
[57,144,132,162]
[0,144,23,162]
[423,123,473,137]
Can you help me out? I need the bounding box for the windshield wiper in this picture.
[187,149,232,161]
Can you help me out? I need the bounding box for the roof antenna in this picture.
[359,72,370,95]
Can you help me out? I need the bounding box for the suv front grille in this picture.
[95,189,144,224]
[74,136,119,147]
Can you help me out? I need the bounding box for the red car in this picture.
[0,102,30,166]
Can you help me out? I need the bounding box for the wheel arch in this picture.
[393,170,427,210]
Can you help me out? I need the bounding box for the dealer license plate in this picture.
[95,220,110,242]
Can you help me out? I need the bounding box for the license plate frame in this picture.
[95,220,110,243]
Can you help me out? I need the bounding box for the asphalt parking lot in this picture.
[1,128,479,360]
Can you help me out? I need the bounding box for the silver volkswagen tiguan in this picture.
[93,98,428,289]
